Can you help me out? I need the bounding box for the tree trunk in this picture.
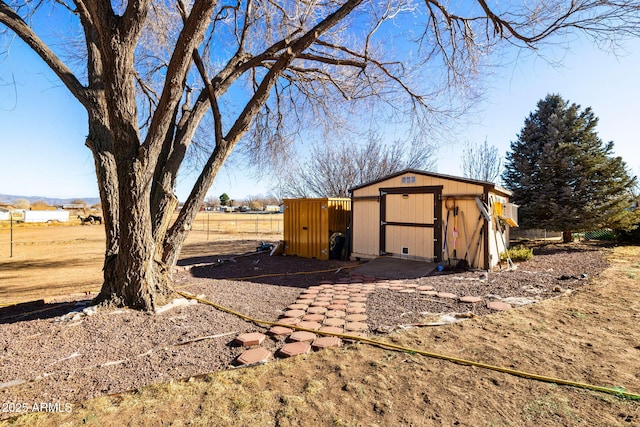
[93,151,176,311]
[562,230,573,243]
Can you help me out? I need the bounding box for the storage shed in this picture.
[283,198,351,260]
[349,169,517,270]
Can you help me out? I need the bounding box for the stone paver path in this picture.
[233,273,514,366]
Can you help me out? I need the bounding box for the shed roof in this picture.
[348,169,512,197]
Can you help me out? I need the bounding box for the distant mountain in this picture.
[0,193,100,206]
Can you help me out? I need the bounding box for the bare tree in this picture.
[30,200,51,210]
[204,196,218,209]
[280,134,437,197]
[2,1,640,310]
[12,198,30,210]
[461,138,503,183]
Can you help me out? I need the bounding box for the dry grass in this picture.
[0,214,282,306]
[2,246,639,426]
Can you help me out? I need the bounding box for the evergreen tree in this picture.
[502,94,639,242]
[219,193,230,207]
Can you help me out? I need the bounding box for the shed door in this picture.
[380,186,442,261]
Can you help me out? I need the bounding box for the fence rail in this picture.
[185,212,284,235]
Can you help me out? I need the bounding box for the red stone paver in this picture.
[318,326,344,334]
[460,296,483,304]
[345,313,368,322]
[323,317,346,327]
[319,291,335,296]
[287,303,309,310]
[327,304,347,310]
[236,347,271,365]
[332,299,349,305]
[417,285,434,291]
[350,296,367,303]
[310,301,330,307]
[436,292,457,299]
[302,314,325,322]
[346,306,366,314]
[347,302,366,307]
[325,310,346,318]
[312,336,341,350]
[344,321,368,332]
[283,309,306,318]
[234,332,266,347]
[487,301,512,311]
[398,289,416,293]
[278,341,311,357]
[278,317,301,326]
[295,299,314,305]
[307,306,328,314]
[288,330,317,342]
[269,326,293,336]
[297,321,322,330]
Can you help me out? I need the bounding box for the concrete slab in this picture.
[350,257,438,280]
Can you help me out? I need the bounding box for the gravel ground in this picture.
[367,243,609,330]
[0,242,609,417]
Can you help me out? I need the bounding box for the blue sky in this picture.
[1,33,639,202]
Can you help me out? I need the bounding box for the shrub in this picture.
[501,245,533,262]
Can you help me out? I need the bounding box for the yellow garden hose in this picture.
[177,290,640,401]
[217,264,362,282]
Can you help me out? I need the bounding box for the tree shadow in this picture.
[0,258,97,273]
[185,251,357,289]
[178,239,267,263]
[527,241,614,256]
[0,299,88,325]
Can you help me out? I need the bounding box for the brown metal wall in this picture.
[283,198,351,260]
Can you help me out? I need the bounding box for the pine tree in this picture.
[502,94,639,242]
[219,193,230,207]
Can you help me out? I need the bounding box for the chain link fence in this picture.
[511,228,619,242]
[573,229,618,241]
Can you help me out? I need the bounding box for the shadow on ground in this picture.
[0,299,87,324]
[185,251,358,289]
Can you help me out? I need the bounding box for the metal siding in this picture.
[283,198,350,260]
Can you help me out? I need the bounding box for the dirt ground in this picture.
[0,226,639,426]
[0,223,273,305]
